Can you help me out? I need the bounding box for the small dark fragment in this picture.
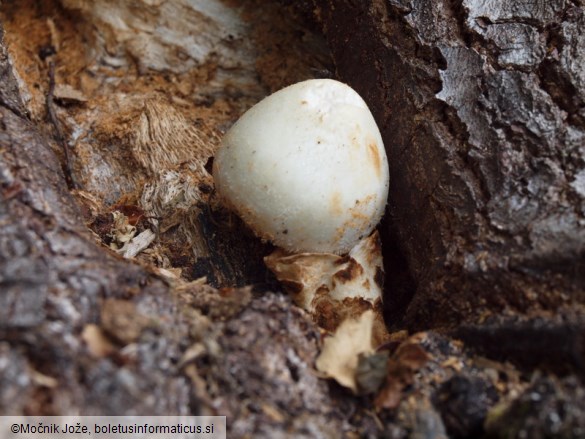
[90,212,115,243]
[433,375,499,438]
[356,351,390,395]
[38,44,56,60]
[204,156,214,174]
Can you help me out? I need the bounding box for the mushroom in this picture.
[212,79,389,255]
[213,79,391,391]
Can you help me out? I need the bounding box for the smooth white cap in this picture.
[213,79,389,254]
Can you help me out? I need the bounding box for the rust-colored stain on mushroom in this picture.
[363,231,383,265]
[313,295,373,332]
[281,279,305,295]
[350,208,370,221]
[367,141,381,178]
[333,257,364,284]
[330,191,343,215]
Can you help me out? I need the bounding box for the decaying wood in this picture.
[314,0,585,330]
[0,47,351,431]
[0,1,357,433]
[0,70,187,415]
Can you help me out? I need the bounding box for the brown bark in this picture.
[0,34,353,432]
[314,0,585,330]
[0,40,187,415]
[0,2,354,432]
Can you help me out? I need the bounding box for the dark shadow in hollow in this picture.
[379,211,417,332]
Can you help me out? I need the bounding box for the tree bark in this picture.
[0,2,355,432]
[314,0,585,330]
[0,28,188,415]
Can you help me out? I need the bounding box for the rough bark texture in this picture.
[314,0,585,330]
[0,2,354,434]
[0,73,350,429]
[0,60,190,415]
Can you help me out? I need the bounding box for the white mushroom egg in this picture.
[213,79,389,254]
